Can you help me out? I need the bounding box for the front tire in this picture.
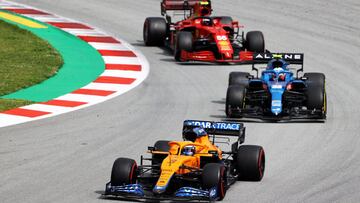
[226,85,246,118]
[111,158,137,186]
[174,31,193,61]
[236,145,265,181]
[228,72,250,87]
[245,31,265,52]
[202,163,226,200]
[143,17,167,46]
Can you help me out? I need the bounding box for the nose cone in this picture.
[271,107,281,115]
[271,100,282,115]
[270,84,285,116]
[224,51,232,59]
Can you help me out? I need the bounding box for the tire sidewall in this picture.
[111,158,137,186]
[245,31,265,52]
[236,145,265,181]
[202,163,226,200]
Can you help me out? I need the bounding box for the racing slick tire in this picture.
[228,72,250,87]
[152,140,170,165]
[304,73,326,118]
[111,158,137,186]
[236,145,265,181]
[202,163,226,200]
[174,31,193,61]
[245,31,265,52]
[304,72,325,88]
[143,17,167,46]
[226,85,246,118]
[218,16,233,25]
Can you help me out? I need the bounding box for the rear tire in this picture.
[304,72,325,88]
[143,17,167,46]
[226,85,246,118]
[174,31,193,61]
[111,158,137,186]
[202,163,226,200]
[245,31,265,52]
[236,145,265,181]
[229,72,250,87]
[152,140,170,165]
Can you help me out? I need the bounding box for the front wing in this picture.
[104,182,219,202]
[229,107,325,120]
[179,50,254,63]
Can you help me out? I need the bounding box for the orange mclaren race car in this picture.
[104,120,265,201]
[143,0,265,63]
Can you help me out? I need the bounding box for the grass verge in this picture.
[0,19,63,111]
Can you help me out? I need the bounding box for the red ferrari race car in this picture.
[143,0,265,63]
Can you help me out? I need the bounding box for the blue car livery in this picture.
[226,53,327,120]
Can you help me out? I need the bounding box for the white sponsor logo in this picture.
[216,35,227,41]
[272,100,282,107]
[254,53,302,60]
[271,85,282,89]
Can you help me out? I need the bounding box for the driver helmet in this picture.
[182,145,196,156]
[271,60,284,69]
[193,1,212,17]
[201,18,212,26]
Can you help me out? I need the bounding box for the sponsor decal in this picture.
[271,84,283,89]
[220,45,231,51]
[254,53,303,60]
[185,121,240,130]
[272,100,282,107]
[218,41,229,46]
[216,35,227,41]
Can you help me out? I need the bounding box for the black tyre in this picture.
[228,72,250,87]
[226,85,246,118]
[143,17,167,46]
[245,31,265,52]
[304,73,325,89]
[304,73,326,117]
[202,163,226,200]
[174,31,193,61]
[111,158,137,186]
[152,140,170,165]
[236,145,265,181]
[219,16,233,25]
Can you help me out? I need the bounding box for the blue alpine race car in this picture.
[226,53,326,120]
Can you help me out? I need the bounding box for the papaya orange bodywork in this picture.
[152,136,222,189]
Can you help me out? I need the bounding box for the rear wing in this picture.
[253,53,304,64]
[252,53,304,77]
[183,120,245,141]
[161,0,205,15]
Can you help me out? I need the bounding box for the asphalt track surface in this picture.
[0,0,359,202]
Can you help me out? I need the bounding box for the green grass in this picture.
[0,98,33,112]
[0,19,63,111]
